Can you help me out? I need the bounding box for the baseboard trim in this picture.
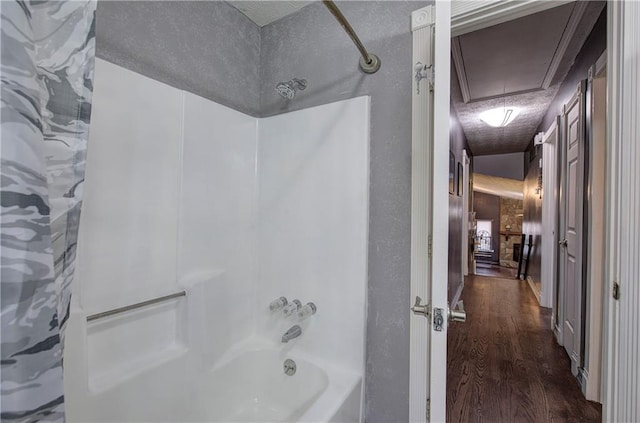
[526,276,542,304]
[554,324,564,346]
[578,367,589,395]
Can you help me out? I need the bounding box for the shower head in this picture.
[276,78,307,99]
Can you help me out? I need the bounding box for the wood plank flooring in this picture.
[474,264,518,279]
[447,275,602,423]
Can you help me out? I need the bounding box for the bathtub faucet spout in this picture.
[281,325,302,343]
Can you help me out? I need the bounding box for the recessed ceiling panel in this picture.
[457,2,574,101]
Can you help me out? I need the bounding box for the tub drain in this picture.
[284,359,296,376]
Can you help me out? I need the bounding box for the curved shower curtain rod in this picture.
[322,0,381,74]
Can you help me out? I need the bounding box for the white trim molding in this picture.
[540,1,587,90]
[526,276,541,305]
[409,6,434,422]
[412,6,434,31]
[451,0,573,37]
[451,37,471,103]
[603,1,640,421]
[429,3,451,421]
[582,52,606,403]
[409,3,452,421]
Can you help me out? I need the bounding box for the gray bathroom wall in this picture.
[259,2,429,421]
[95,1,261,116]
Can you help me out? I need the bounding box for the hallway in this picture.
[474,263,517,279]
[447,275,601,422]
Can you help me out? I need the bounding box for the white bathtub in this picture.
[66,336,362,423]
[204,349,329,422]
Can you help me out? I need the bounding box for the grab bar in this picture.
[86,290,186,322]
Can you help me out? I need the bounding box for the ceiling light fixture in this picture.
[479,107,520,127]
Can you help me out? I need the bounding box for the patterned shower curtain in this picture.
[1,1,96,421]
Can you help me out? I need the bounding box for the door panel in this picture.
[564,255,576,354]
[560,82,585,376]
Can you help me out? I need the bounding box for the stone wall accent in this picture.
[499,198,524,267]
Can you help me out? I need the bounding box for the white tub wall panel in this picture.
[201,272,253,365]
[180,92,259,363]
[69,347,202,422]
[79,58,182,313]
[85,298,187,392]
[72,60,368,422]
[257,97,370,374]
[179,272,221,369]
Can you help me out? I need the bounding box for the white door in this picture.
[409,2,451,422]
[559,82,585,376]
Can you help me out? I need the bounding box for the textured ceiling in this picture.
[227,1,311,27]
[452,1,605,156]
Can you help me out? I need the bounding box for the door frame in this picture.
[582,50,606,403]
[602,1,640,420]
[541,118,560,312]
[409,2,450,422]
[409,5,436,422]
[410,0,639,420]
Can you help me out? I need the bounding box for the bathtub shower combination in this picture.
[64,59,369,422]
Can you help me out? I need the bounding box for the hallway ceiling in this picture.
[227,1,311,27]
[452,1,605,156]
[473,173,523,200]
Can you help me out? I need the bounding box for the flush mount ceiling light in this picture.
[479,107,520,127]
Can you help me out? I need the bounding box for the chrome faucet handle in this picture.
[269,296,288,311]
[297,302,317,321]
[283,299,302,316]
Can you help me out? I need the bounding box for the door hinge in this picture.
[415,62,434,95]
[426,398,430,420]
[613,281,620,300]
[428,235,433,257]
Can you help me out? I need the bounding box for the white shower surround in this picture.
[65,59,369,422]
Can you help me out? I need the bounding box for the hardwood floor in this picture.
[474,264,517,279]
[447,275,602,423]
